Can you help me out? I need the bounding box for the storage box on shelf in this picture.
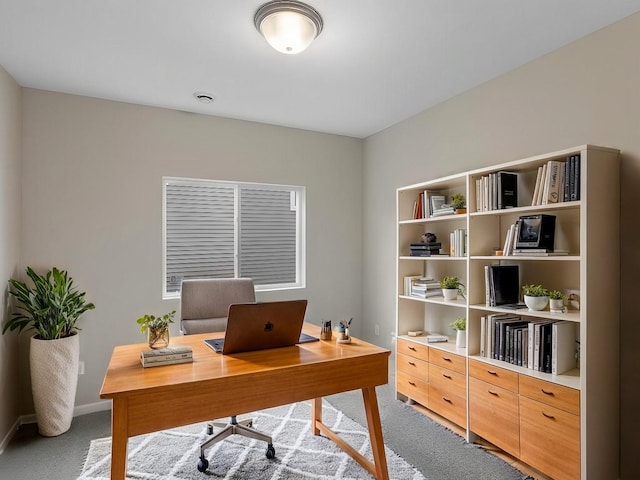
[395,145,619,479]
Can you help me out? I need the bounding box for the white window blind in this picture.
[163,177,305,297]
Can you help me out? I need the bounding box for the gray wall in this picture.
[361,12,640,477]
[18,90,363,412]
[0,65,21,452]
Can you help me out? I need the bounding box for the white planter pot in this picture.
[456,330,466,348]
[442,288,458,301]
[30,333,80,437]
[524,295,549,312]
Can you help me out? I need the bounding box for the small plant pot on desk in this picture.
[148,327,170,349]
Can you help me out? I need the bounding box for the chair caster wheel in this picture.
[266,444,276,459]
[206,425,213,435]
[197,457,209,472]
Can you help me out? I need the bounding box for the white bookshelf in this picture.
[395,145,620,479]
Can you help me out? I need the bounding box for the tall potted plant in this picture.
[3,267,95,436]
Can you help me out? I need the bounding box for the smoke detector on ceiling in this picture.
[193,92,215,104]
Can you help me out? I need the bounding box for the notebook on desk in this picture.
[204,299,317,354]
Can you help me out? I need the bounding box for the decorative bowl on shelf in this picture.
[524,295,549,311]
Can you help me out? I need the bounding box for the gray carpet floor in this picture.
[0,378,531,480]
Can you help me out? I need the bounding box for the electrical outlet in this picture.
[78,361,85,375]
[374,324,379,336]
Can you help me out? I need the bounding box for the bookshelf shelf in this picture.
[396,145,620,480]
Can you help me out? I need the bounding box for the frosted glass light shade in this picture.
[255,1,323,55]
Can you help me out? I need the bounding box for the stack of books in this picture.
[410,242,442,256]
[475,171,518,212]
[140,345,193,368]
[406,277,441,298]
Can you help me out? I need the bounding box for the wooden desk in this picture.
[100,324,391,479]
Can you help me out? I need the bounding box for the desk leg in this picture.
[362,386,389,480]
[313,389,389,480]
[110,398,129,480]
[312,397,322,436]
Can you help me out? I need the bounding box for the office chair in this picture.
[180,278,276,473]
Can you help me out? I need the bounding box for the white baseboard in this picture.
[0,416,21,455]
[0,400,112,454]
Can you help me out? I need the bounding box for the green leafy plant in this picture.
[441,275,464,290]
[549,290,565,300]
[450,317,466,331]
[3,267,95,340]
[136,310,176,333]
[522,284,549,297]
[451,193,466,210]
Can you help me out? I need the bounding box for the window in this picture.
[163,177,305,298]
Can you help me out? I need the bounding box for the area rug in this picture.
[77,400,426,480]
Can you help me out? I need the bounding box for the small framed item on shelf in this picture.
[515,214,556,250]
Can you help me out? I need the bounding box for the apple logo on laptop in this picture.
[264,321,274,332]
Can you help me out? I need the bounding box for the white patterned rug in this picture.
[78,400,426,480]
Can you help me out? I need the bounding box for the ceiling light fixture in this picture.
[254,0,323,55]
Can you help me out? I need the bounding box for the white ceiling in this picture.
[2,1,640,138]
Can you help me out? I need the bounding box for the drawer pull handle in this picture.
[408,346,416,351]
[542,411,555,419]
[442,396,452,403]
[442,357,452,362]
[541,389,555,396]
[488,390,499,396]
[408,361,416,366]
[487,370,498,375]
[442,374,452,379]
[408,381,416,386]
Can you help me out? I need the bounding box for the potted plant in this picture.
[451,193,466,214]
[450,317,466,348]
[3,267,95,436]
[549,290,565,312]
[137,310,176,349]
[440,275,465,301]
[522,284,549,311]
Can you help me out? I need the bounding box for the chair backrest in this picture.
[180,278,256,335]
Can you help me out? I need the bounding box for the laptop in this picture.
[204,299,317,354]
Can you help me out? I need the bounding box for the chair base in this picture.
[198,415,275,472]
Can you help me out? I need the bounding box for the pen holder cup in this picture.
[320,323,332,341]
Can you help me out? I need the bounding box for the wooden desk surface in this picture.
[100,324,391,480]
[100,324,390,437]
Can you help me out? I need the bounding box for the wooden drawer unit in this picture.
[397,370,429,407]
[519,395,580,480]
[397,352,429,381]
[429,384,467,429]
[469,359,518,393]
[429,363,466,400]
[469,377,520,458]
[397,338,429,362]
[429,349,466,375]
[519,375,580,415]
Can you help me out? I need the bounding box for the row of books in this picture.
[449,228,467,257]
[140,345,193,368]
[479,314,577,374]
[412,191,456,219]
[531,154,581,206]
[404,276,441,298]
[474,171,518,212]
